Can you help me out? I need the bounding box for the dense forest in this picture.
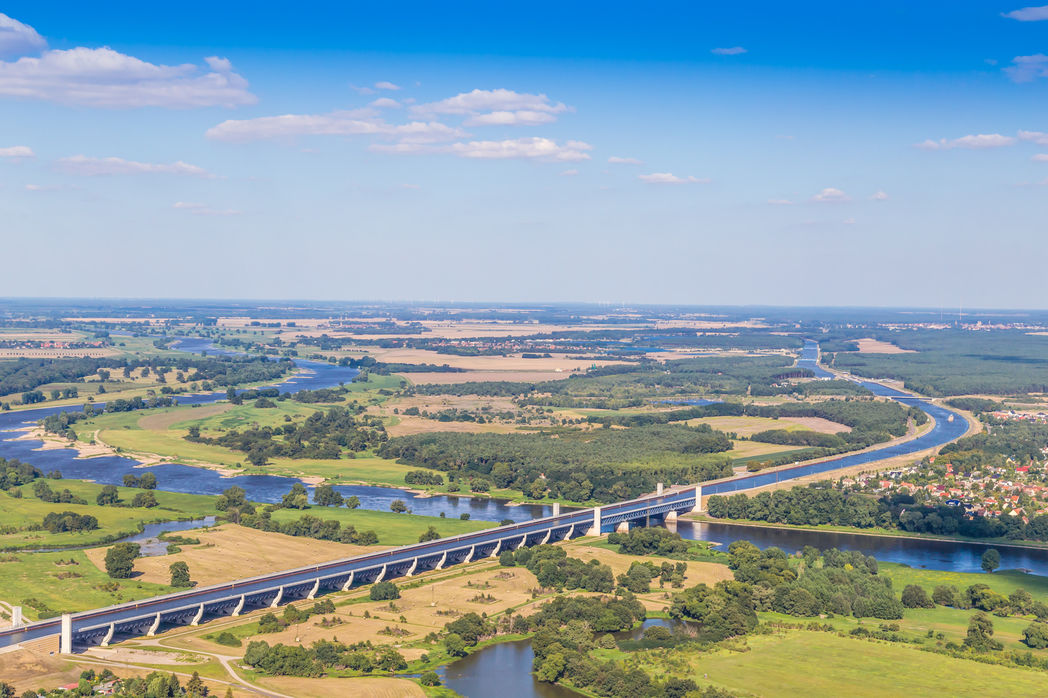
[378,424,734,502]
[829,330,1048,395]
[0,353,293,398]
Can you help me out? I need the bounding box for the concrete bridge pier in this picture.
[100,623,115,647]
[190,603,204,626]
[435,552,447,570]
[615,521,630,533]
[657,482,664,496]
[466,545,476,562]
[665,510,678,522]
[552,502,560,516]
[405,557,418,577]
[341,571,355,591]
[516,535,526,549]
[307,578,320,600]
[375,564,387,583]
[147,613,161,637]
[589,506,602,536]
[60,614,72,654]
[270,586,284,608]
[693,485,703,513]
[231,595,245,616]
[489,540,501,558]
[10,606,21,628]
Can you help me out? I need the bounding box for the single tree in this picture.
[418,526,440,542]
[104,542,140,579]
[390,499,408,513]
[964,612,1003,652]
[1022,622,1048,649]
[981,548,1001,574]
[345,495,361,509]
[901,584,934,609]
[369,581,400,600]
[170,561,192,588]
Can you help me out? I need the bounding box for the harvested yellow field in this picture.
[367,346,624,373]
[563,542,732,586]
[255,676,425,698]
[855,338,915,354]
[684,415,849,436]
[405,370,576,384]
[84,525,379,586]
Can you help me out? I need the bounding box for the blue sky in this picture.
[2,2,1048,307]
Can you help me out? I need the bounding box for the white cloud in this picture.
[173,201,240,216]
[412,88,570,127]
[711,46,747,55]
[351,85,375,95]
[843,217,856,225]
[369,97,400,108]
[372,137,592,162]
[375,81,400,91]
[1005,54,1048,82]
[0,145,33,158]
[638,172,708,184]
[464,110,557,126]
[58,155,214,178]
[206,111,465,143]
[1019,130,1048,145]
[1003,5,1048,20]
[0,46,255,108]
[811,187,851,202]
[560,169,579,176]
[767,198,793,205]
[1033,154,1048,162]
[0,13,45,57]
[915,133,1016,150]
[870,190,889,201]
[608,156,642,165]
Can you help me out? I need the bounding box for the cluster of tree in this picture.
[707,484,1048,542]
[707,541,903,621]
[186,406,386,466]
[607,527,691,557]
[0,353,293,399]
[616,560,689,592]
[404,469,444,486]
[123,472,158,489]
[256,599,335,633]
[40,510,98,533]
[243,637,406,677]
[378,425,734,503]
[291,385,351,403]
[238,509,378,545]
[499,545,614,592]
[0,457,42,490]
[32,480,87,505]
[7,668,219,698]
[525,596,707,696]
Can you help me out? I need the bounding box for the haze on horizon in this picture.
[2,1,1048,308]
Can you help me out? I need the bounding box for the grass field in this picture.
[638,629,1048,697]
[0,549,174,619]
[879,562,1048,599]
[0,479,218,550]
[268,506,493,545]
